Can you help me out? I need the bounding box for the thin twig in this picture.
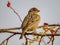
[10,6,22,22]
[0,30,60,36]
[6,39,8,45]
[38,24,60,28]
[0,33,16,45]
[25,35,28,45]
[0,27,21,31]
[47,26,60,44]
[25,38,28,45]
[52,36,54,45]
[39,37,41,45]
[38,36,47,45]
[52,26,60,44]
[55,26,60,33]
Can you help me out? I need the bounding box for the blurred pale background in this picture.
[0,0,60,45]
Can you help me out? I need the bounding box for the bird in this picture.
[20,7,40,39]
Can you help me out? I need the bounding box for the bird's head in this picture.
[28,7,40,14]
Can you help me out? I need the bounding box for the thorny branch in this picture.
[0,24,60,31]
[47,26,60,44]
[0,24,60,45]
[0,33,16,45]
[0,27,60,45]
[0,30,60,36]
[0,27,21,31]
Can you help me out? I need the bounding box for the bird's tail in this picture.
[20,34,23,39]
[20,29,26,39]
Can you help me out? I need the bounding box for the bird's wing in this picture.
[21,15,30,29]
[21,14,40,30]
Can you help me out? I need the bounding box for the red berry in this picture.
[44,22,48,25]
[7,1,11,7]
[50,30,55,34]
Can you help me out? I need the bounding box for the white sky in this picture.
[0,0,60,45]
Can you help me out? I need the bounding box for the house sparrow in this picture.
[20,7,40,39]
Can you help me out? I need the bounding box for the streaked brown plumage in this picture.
[20,7,40,39]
